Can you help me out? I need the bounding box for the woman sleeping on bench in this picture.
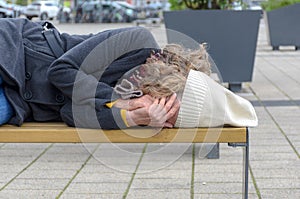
[0,18,257,129]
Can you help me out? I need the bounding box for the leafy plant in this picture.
[169,0,187,10]
[261,0,300,11]
[169,0,240,10]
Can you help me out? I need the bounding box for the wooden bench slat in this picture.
[0,123,247,143]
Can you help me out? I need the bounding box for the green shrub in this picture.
[169,0,236,10]
[261,0,300,11]
[169,0,187,10]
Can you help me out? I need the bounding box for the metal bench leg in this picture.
[228,127,249,199]
[243,128,249,199]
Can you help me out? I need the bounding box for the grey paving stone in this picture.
[160,159,193,170]
[134,169,191,179]
[250,152,298,161]
[59,193,123,199]
[194,193,258,199]
[86,156,137,166]
[4,179,69,190]
[79,164,120,173]
[131,178,190,189]
[194,172,251,183]
[126,189,190,199]
[28,161,84,170]
[194,164,243,174]
[197,160,243,166]
[194,158,242,164]
[250,139,292,147]
[249,132,285,140]
[85,156,140,173]
[267,106,300,115]
[141,154,192,162]
[91,145,145,170]
[255,178,300,189]
[0,164,28,173]
[0,183,5,189]
[259,189,300,199]
[89,156,140,167]
[145,143,193,153]
[0,190,60,199]
[0,172,19,183]
[250,145,295,153]
[251,168,300,179]
[284,128,300,137]
[295,146,300,153]
[250,80,287,100]
[251,123,278,131]
[138,160,191,173]
[53,143,99,148]
[0,149,44,157]
[37,153,90,162]
[92,151,143,159]
[287,135,300,142]
[193,182,256,194]
[0,156,37,165]
[73,171,132,183]
[250,160,300,169]
[86,157,140,170]
[1,143,50,149]
[63,182,128,194]
[17,169,77,179]
[95,143,146,154]
[46,144,92,155]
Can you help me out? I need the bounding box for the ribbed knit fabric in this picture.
[175,69,208,127]
[175,70,258,128]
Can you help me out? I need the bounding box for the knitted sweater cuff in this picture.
[175,70,208,128]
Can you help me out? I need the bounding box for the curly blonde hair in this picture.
[139,43,211,98]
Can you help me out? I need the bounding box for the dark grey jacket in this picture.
[0,18,159,129]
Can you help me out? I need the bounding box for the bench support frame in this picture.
[229,128,249,199]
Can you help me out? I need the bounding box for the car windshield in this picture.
[31,3,41,6]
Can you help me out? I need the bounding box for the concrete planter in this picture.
[163,10,261,92]
[264,3,300,50]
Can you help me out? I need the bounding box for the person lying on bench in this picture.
[0,18,257,129]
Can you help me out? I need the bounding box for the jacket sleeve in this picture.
[47,27,159,129]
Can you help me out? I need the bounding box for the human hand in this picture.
[165,95,180,126]
[114,95,154,110]
[153,93,180,127]
[126,93,180,128]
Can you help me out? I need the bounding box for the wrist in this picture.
[126,111,137,127]
[114,99,129,110]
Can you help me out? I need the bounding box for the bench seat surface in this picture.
[0,123,247,143]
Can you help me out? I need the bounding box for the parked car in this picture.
[24,1,59,20]
[10,4,27,17]
[249,1,262,10]
[57,6,72,23]
[230,1,242,10]
[0,0,14,18]
[75,0,137,23]
[115,1,138,22]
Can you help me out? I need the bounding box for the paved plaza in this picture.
[0,19,299,198]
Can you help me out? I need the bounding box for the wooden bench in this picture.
[0,123,249,199]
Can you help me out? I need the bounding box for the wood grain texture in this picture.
[0,123,247,143]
